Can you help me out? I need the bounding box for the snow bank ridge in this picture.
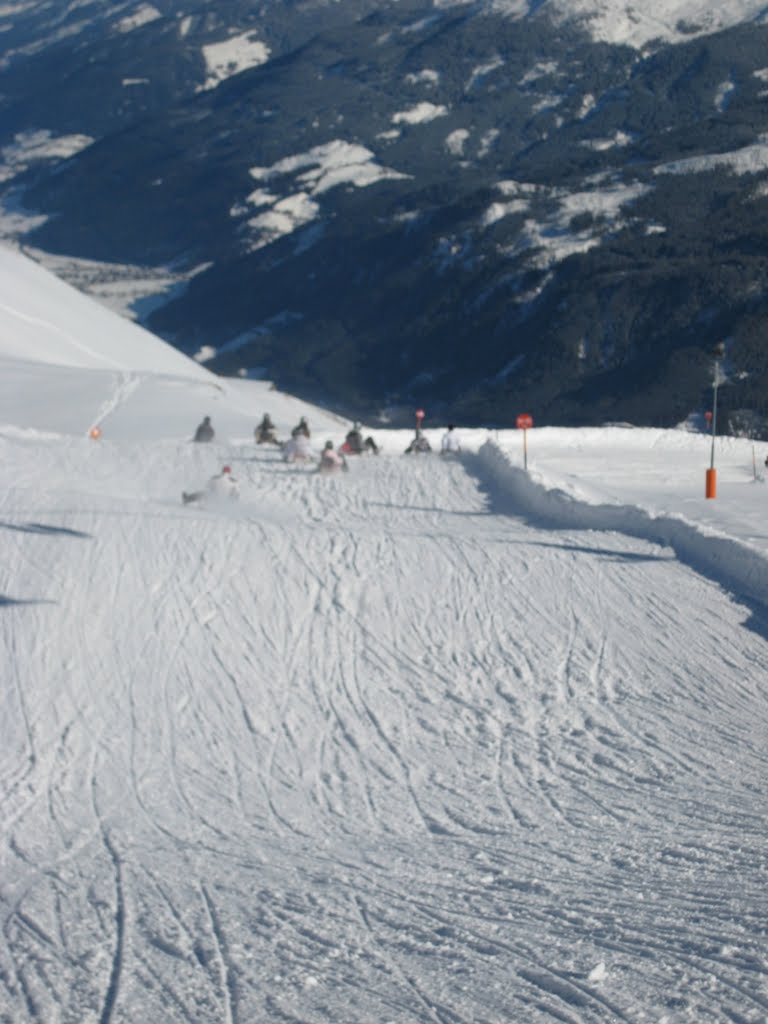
[477,440,768,611]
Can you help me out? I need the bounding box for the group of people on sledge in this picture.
[185,412,462,504]
[185,413,350,503]
[404,423,460,455]
[254,414,378,468]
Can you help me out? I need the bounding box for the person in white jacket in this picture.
[182,466,239,504]
[283,432,313,463]
[440,424,461,454]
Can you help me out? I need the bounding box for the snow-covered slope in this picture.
[1,248,766,1022]
[548,0,768,47]
[0,246,214,376]
[0,246,346,440]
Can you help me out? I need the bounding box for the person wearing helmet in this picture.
[343,423,364,454]
[182,465,239,504]
[192,415,214,443]
[283,431,313,463]
[404,428,431,454]
[291,416,310,438]
[255,413,278,445]
[319,440,347,473]
[440,424,461,455]
[341,422,380,456]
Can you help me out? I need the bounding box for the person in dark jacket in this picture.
[344,424,364,454]
[404,430,431,454]
[342,422,380,455]
[193,416,214,443]
[255,413,278,444]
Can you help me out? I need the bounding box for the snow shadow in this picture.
[514,537,674,564]
[0,520,92,538]
[466,443,768,637]
[367,500,493,518]
[0,594,54,607]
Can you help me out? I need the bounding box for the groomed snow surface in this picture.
[1,247,767,1023]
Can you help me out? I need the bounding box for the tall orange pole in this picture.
[705,349,723,499]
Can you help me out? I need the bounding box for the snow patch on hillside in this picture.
[549,0,768,47]
[582,130,634,150]
[242,141,408,247]
[405,68,440,86]
[0,130,93,184]
[199,31,270,91]
[246,193,320,251]
[478,128,500,157]
[115,4,160,33]
[466,57,505,91]
[471,0,768,47]
[392,102,449,125]
[655,137,768,176]
[249,141,407,195]
[446,128,470,155]
[715,77,736,112]
[490,179,649,265]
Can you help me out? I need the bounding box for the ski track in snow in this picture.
[1,441,767,1022]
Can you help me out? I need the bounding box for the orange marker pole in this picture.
[706,346,723,499]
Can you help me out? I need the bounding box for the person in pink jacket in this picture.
[319,441,347,473]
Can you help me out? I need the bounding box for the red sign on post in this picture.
[416,409,425,421]
[516,413,533,469]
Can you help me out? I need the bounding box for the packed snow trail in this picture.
[1,440,766,1023]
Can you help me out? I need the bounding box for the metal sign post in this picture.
[516,413,533,469]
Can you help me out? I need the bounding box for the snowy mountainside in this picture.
[1,236,767,1022]
[547,0,768,46]
[2,2,768,427]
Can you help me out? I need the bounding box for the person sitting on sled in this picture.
[292,416,310,439]
[192,415,214,443]
[319,441,347,473]
[255,413,278,445]
[283,431,313,463]
[404,429,431,454]
[342,423,380,456]
[182,465,239,505]
[344,423,364,454]
[440,424,460,455]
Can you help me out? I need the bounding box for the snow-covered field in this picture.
[1,247,766,1023]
